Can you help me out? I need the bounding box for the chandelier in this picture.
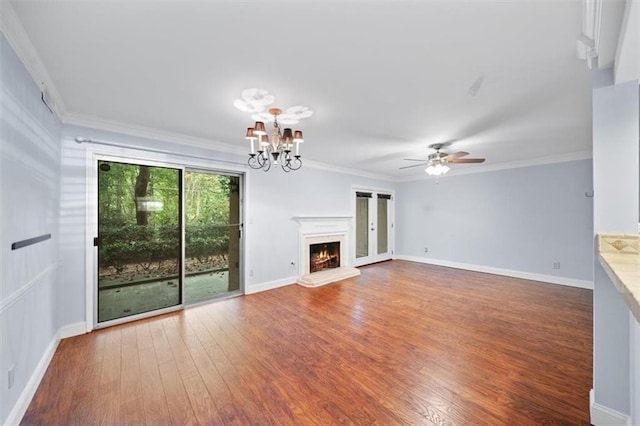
[235,88,312,173]
[245,107,304,172]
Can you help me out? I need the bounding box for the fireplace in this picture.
[310,241,340,273]
[292,216,361,287]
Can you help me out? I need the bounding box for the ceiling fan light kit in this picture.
[401,143,486,176]
[425,163,450,176]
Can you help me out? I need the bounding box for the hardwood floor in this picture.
[22,260,593,425]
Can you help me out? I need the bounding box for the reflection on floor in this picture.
[98,271,230,322]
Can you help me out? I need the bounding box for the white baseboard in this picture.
[590,389,632,425]
[59,321,88,339]
[5,321,88,425]
[245,276,296,295]
[396,255,593,290]
[5,334,60,426]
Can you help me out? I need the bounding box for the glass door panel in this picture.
[377,194,390,255]
[184,171,241,303]
[355,192,371,259]
[97,160,182,323]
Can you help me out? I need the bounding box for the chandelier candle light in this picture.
[245,107,304,172]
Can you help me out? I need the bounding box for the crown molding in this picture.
[303,159,396,182]
[63,111,248,155]
[63,110,591,184]
[613,0,639,84]
[397,150,593,182]
[578,0,602,66]
[65,111,402,181]
[64,110,398,181]
[0,0,66,118]
[588,0,602,54]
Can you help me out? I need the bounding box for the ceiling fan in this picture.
[400,143,485,176]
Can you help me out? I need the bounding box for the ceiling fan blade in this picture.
[399,162,428,170]
[444,151,469,160]
[448,158,485,164]
[403,158,428,162]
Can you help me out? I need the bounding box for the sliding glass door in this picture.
[95,159,244,326]
[97,160,182,324]
[354,189,393,266]
[184,170,241,303]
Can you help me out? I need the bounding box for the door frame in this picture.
[350,185,395,267]
[85,146,247,331]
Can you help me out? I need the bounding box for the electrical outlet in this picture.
[424,247,429,253]
[8,366,15,389]
[289,261,296,269]
[249,269,254,277]
[552,261,561,270]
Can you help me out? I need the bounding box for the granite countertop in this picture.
[598,233,640,323]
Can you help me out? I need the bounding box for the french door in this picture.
[95,158,243,327]
[353,189,394,266]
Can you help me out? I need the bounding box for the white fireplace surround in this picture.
[292,216,361,287]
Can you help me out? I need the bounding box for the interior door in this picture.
[354,190,393,266]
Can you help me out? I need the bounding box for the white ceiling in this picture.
[8,0,601,179]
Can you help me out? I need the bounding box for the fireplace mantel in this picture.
[292,216,360,287]
[292,216,352,222]
[292,216,352,231]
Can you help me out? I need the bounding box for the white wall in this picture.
[591,68,639,421]
[0,33,62,425]
[396,160,594,285]
[59,124,395,327]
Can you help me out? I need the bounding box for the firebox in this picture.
[309,241,340,273]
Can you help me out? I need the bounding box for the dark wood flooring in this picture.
[22,260,593,425]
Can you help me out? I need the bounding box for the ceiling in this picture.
[7,1,611,179]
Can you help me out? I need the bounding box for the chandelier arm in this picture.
[259,148,270,166]
[248,154,262,169]
[288,156,302,171]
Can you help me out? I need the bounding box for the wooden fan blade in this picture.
[448,158,485,164]
[399,162,428,170]
[444,151,469,160]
